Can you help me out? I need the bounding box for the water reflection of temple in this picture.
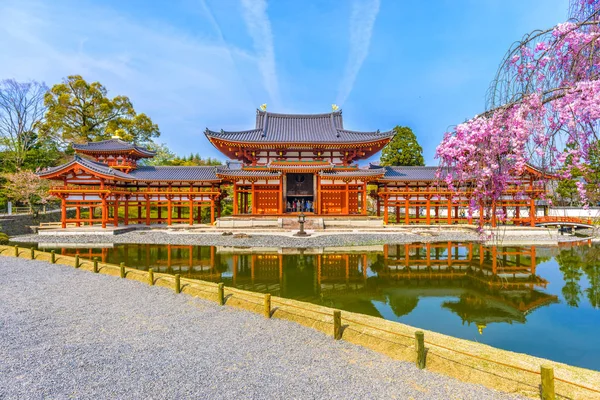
[59,242,558,331]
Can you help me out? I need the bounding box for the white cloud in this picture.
[0,0,260,158]
[336,0,380,106]
[240,0,281,108]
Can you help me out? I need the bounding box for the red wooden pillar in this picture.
[426,196,431,224]
[189,197,194,226]
[530,198,536,227]
[145,197,151,226]
[345,181,350,214]
[101,197,108,229]
[167,196,173,225]
[124,197,129,226]
[376,196,381,217]
[447,197,452,224]
[75,205,81,227]
[383,195,389,224]
[210,198,215,223]
[233,184,238,215]
[61,197,67,228]
[251,182,256,214]
[113,197,119,227]
[404,197,409,224]
[361,182,367,215]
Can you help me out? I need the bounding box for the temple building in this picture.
[38,108,546,228]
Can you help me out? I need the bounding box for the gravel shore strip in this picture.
[0,257,525,399]
[15,230,482,248]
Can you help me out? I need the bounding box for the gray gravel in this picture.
[0,257,525,399]
[12,230,483,248]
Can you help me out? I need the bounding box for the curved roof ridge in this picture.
[256,109,341,119]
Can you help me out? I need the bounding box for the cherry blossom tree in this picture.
[436,0,600,220]
[1,170,54,214]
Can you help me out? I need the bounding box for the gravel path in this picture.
[0,257,525,399]
[13,230,484,248]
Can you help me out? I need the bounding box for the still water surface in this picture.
[29,241,600,370]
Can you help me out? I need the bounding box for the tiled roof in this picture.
[372,165,451,182]
[216,167,281,178]
[320,169,385,178]
[37,156,133,180]
[205,110,394,143]
[267,161,334,171]
[128,166,219,182]
[72,139,155,157]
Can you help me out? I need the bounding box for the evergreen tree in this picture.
[379,126,425,166]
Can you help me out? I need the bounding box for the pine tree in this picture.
[379,126,424,166]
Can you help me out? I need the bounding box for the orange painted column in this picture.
[251,182,256,214]
[101,197,108,229]
[189,198,194,225]
[362,182,367,215]
[345,181,350,214]
[233,184,238,215]
[491,201,497,228]
[61,197,67,228]
[167,197,173,225]
[383,195,388,224]
[530,198,536,227]
[426,196,431,224]
[124,198,129,226]
[145,197,151,226]
[404,197,409,224]
[113,198,119,227]
[75,205,81,227]
[210,198,215,223]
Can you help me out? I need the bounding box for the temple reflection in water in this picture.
[58,241,565,332]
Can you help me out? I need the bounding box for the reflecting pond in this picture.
[26,240,600,370]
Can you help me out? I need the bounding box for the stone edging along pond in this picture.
[2,245,599,400]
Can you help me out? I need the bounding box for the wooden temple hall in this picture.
[38,109,547,228]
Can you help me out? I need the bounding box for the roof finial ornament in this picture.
[331,104,339,112]
[111,129,125,140]
[260,103,267,112]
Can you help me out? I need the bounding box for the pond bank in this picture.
[10,227,586,248]
[0,256,524,400]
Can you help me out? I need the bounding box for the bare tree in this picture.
[0,79,48,169]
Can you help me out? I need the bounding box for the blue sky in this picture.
[0,0,569,164]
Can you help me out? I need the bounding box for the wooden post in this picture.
[145,197,151,225]
[233,184,238,215]
[30,248,35,259]
[114,198,119,227]
[51,250,56,264]
[540,365,555,400]
[426,196,431,224]
[447,197,452,224]
[75,206,81,227]
[174,274,181,293]
[167,197,173,225]
[383,196,388,224]
[210,199,215,223]
[345,181,349,214]
[264,294,271,318]
[101,198,108,229]
[60,197,67,228]
[148,268,154,286]
[124,198,129,225]
[218,282,225,305]
[14,245,18,257]
[405,197,409,224]
[333,310,342,340]
[92,257,97,272]
[120,262,125,278]
[415,331,426,369]
[530,198,536,227]
[189,198,194,225]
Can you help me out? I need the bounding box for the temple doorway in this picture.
[285,173,314,213]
